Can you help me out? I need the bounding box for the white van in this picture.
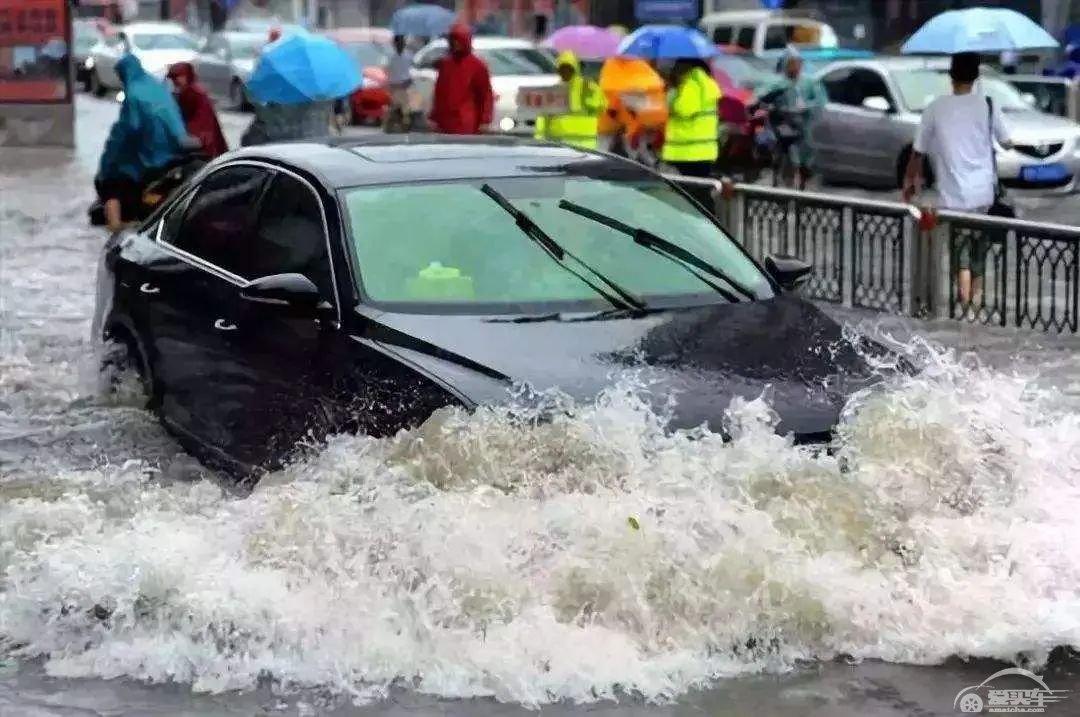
[699,10,838,57]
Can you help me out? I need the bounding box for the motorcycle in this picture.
[747,88,806,188]
[87,149,207,228]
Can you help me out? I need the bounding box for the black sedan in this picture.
[94,135,885,478]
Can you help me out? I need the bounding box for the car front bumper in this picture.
[998,141,1080,193]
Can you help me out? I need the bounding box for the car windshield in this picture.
[712,55,775,89]
[894,69,1032,112]
[74,26,102,52]
[130,32,200,51]
[343,176,773,312]
[343,41,390,67]
[229,36,266,59]
[476,47,557,75]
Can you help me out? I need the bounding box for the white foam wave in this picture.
[2,344,1080,707]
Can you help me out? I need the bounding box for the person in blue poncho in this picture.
[754,45,826,190]
[95,53,195,231]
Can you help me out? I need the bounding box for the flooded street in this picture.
[2,96,1080,716]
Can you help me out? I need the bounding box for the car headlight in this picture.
[84,57,94,70]
[498,116,516,132]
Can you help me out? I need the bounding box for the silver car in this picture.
[193,32,266,110]
[811,57,1080,192]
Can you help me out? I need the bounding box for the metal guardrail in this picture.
[665,174,1080,334]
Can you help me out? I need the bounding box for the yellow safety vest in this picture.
[662,67,721,163]
[535,74,605,150]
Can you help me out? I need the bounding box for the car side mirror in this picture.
[1021,92,1037,106]
[862,95,892,113]
[765,254,813,291]
[240,273,326,314]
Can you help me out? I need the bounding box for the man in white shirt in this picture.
[902,51,1012,311]
[386,35,419,132]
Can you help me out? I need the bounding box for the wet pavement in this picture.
[2,95,1080,716]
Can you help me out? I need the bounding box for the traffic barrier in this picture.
[664,175,1080,334]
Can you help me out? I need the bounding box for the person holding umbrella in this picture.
[899,7,1057,314]
[617,25,722,177]
[241,32,362,146]
[661,57,722,178]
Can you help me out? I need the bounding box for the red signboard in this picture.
[0,0,71,102]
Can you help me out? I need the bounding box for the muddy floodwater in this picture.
[2,97,1080,716]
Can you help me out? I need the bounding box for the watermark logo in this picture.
[954,667,1070,713]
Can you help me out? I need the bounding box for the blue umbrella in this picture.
[901,8,1058,54]
[390,3,456,37]
[617,24,717,60]
[247,33,362,105]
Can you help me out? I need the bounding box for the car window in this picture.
[343,177,773,312]
[710,25,732,45]
[248,174,334,298]
[343,41,390,67]
[414,46,447,69]
[763,24,789,51]
[825,68,892,108]
[476,47,557,75]
[821,68,854,104]
[168,165,270,279]
[129,32,200,51]
[734,27,754,51]
[894,69,1030,112]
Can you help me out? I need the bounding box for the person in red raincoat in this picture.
[429,23,493,135]
[166,62,228,158]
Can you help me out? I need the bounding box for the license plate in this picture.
[1021,162,1069,182]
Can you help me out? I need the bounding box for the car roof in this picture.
[324,27,393,44]
[701,10,819,24]
[423,36,539,50]
[814,55,951,75]
[221,134,660,189]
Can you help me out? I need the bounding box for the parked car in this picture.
[93,135,887,478]
[323,27,393,125]
[224,17,307,37]
[74,18,113,91]
[89,22,200,95]
[192,31,266,110]
[699,10,838,58]
[812,57,1080,191]
[711,48,778,91]
[411,36,560,135]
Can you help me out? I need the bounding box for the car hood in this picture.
[352,297,883,440]
[1001,110,1080,142]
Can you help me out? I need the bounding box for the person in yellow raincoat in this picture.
[661,59,721,177]
[535,50,606,150]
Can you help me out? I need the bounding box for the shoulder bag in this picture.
[985,97,1016,218]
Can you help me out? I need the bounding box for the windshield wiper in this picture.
[557,199,758,303]
[479,184,647,312]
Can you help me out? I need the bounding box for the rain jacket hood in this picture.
[98,53,190,182]
[448,23,473,57]
[556,49,580,75]
[168,61,228,158]
[429,24,493,134]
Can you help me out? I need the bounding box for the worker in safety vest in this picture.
[535,50,605,150]
[661,59,721,177]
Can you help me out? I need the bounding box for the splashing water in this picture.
[2,345,1080,708]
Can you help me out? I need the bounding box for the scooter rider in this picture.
[95,53,194,232]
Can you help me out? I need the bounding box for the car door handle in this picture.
[139,282,160,295]
[213,319,238,331]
